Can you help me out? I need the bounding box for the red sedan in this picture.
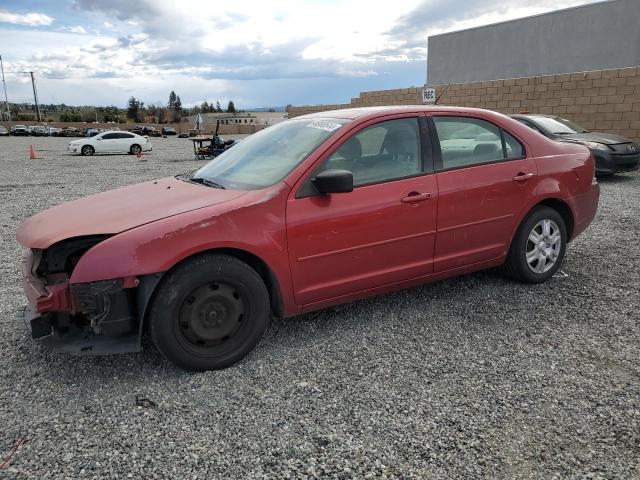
[17,106,600,370]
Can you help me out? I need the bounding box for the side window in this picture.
[120,133,134,139]
[433,116,525,169]
[517,118,544,135]
[504,131,525,159]
[102,133,117,140]
[320,118,422,187]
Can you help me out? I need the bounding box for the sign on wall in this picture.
[422,87,436,104]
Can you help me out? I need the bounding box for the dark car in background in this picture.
[512,114,640,175]
[11,125,29,136]
[33,126,47,137]
[60,127,81,137]
[83,128,102,137]
[0,126,9,136]
[161,127,177,135]
[143,126,162,137]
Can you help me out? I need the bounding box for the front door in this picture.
[430,114,538,272]
[286,115,438,306]
[96,132,118,152]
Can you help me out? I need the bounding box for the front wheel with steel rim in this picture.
[130,144,142,155]
[504,206,567,283]
[149,254,270,371]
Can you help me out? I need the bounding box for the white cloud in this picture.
[1,0,604,107]
[58,25,89,34]
[0,10,54,26]
[69,25,88,34]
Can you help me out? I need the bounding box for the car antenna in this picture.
[434,83,451,105]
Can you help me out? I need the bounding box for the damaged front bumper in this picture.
[19,249,158,356]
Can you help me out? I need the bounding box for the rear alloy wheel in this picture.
[148,254,270,371]
[81,145,94,156]
[130,144,142,155]
[504,206,567,283]
[525,219,562,274]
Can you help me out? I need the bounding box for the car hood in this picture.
[560,132,633,145]
[17,176,247,249]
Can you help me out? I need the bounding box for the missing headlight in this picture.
[37,235,111,277]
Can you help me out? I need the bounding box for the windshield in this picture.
[530,116,589,135]
[191,118,347,190]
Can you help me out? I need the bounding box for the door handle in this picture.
[513,172,535,182]
[401,192,432,203]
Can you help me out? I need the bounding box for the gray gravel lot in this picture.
[0,135,638,479]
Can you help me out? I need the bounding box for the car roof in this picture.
[510,113,557,119]
[296,105,509,121]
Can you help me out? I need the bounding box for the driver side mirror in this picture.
[312,169,353,194]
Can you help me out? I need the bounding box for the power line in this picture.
[0,59,43,122]
[0,55,9,121]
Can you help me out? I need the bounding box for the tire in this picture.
[130,144,142,155]
[81,145,94,156]
[504,206,567,284]
[148,254,270,371]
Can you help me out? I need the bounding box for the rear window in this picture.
[434,116,525,170]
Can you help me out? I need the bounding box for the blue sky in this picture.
[0,0,600,109]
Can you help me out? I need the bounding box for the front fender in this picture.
[69,183,297,315]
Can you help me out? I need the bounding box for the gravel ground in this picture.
[0,135,638,479]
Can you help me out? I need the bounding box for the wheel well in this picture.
[535,198,574,239]
[177,248,284,319]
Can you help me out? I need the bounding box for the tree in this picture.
[102,105,120,123]
[168,91,177,109]
[215,101,222,113]
[167,91,182,121]
[127,96,143,120]
[226,101,236,113]
[201,101,210,113]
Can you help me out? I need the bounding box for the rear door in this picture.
[286,114,438,306]
[431,114,537,272]
[118,132,135,152]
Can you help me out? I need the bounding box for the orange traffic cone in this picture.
[29,145,37,160]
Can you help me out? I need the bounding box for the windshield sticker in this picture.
[306,120,342,132]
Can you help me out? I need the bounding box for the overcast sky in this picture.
[0,0,602,109]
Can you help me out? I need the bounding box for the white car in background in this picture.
[67,131,152,156]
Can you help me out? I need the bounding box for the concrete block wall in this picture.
[288,66,640,141]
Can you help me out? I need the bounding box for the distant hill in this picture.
[246,106,287,112]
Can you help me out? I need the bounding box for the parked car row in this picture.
[2,125,90,137]
[128,126,177,137]
[1,124,186,138]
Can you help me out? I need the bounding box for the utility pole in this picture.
[0,55,10,121]
[30,71,41,123]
